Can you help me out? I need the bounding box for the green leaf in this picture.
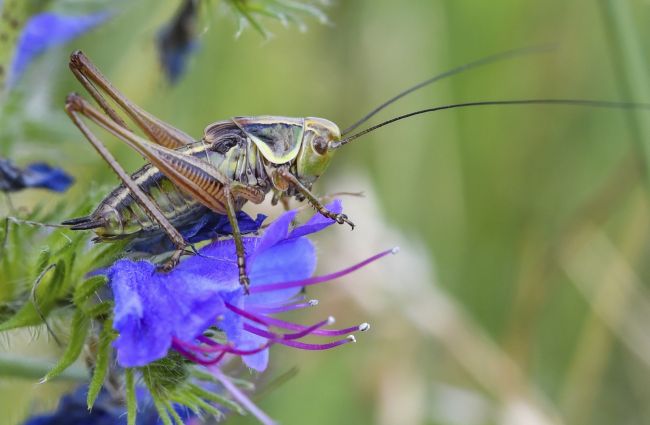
[87,316,116,409]
[42,309,89,382]
[125,368,137,425]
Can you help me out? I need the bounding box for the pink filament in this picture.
[244,324,353,351]
[250,248,394,294]
[256,314,364,337]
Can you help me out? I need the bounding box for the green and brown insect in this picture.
[62,47,650,290]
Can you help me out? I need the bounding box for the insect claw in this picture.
[240,274,251,295]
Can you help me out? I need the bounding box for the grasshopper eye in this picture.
[312,136,329,155]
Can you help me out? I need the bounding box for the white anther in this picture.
[346,335,357,343]
[391,246,400,254]
[358,323,370,332]
[308,299,319,306]
[327,316,336,325]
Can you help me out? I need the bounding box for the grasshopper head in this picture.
[295,117,341,185]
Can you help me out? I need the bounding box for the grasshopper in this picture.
[62,47,650,290]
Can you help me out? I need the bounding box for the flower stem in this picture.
[598,0,650,192]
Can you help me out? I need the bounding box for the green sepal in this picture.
[141,352,189,397]
[179,393,224,421]
[227,0,267,37]
[165,400,186,425]
[87,316,116,409]
[33,247,51,278]
[50,259,67,297]
[85,301,113,319]
[152,397,174,425]
[125,368,137,425]
[189,382,244,415]
[73,275,108,308]
[42,309,89,382]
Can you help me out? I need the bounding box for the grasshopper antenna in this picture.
[332,98,650,148]
[341,44,557,136]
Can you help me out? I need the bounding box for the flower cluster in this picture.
[95,200,395,424]
[107,201,391,371]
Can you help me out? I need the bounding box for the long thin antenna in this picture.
[341,44,557,136]
[332,99,650,148]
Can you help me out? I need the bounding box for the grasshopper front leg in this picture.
[224,185,250,293]
[278,169,355,229]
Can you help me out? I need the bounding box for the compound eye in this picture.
[312,136,328,155]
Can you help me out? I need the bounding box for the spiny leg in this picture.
[65,94,188,267]
[224,185,250,293]
[279,169,355,229]
[69,51,193,149]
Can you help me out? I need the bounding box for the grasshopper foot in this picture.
[240,274,251,295]
[335,213,355,230]
[158,248,184,272]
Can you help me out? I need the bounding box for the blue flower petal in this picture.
[247,237,316,305]
[9,11,110,87]
[22,162,74,192]
[288,200,342,239]
[109,260,228,367]
[238,329,269,372]
[254,209,297,253]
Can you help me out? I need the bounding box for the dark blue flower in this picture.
[128,210,266,254]
[107,200,393,371]
[22,385,194,425]
[8,11,110,87]
[157,0,199,83]
[0,157,74,193]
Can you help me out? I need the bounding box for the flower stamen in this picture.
[250,247,398,294]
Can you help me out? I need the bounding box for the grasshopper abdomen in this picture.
[64,127,272,250]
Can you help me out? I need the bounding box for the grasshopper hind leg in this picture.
[65,94,190,265]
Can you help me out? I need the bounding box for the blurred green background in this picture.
[2,0,650,424]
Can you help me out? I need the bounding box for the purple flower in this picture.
[107,200,395,371]
[8,11,110,87]
[0,157,74,193]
